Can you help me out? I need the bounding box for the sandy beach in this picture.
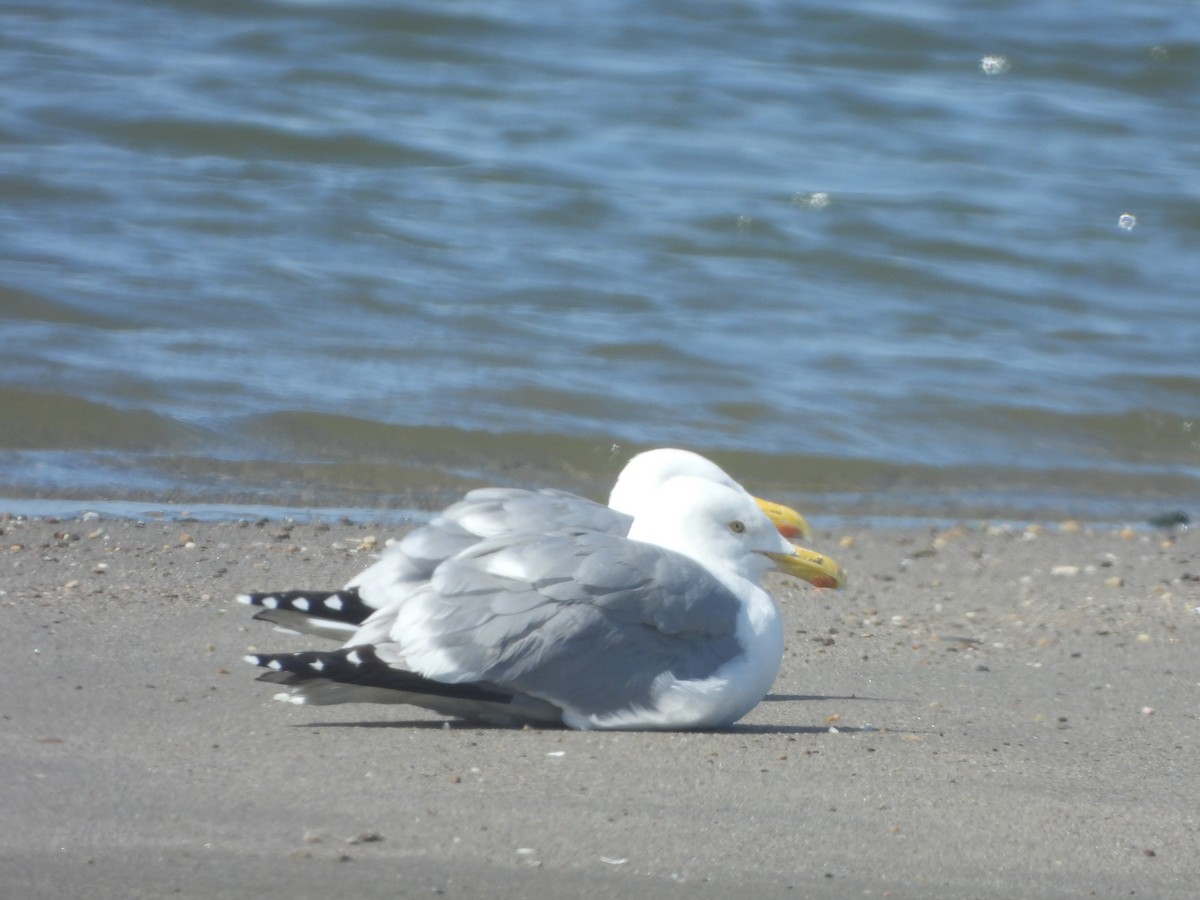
[3,513,1197,898]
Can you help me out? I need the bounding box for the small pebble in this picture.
[1051,565,1080,576]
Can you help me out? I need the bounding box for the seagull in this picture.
[239,448,814,641]
[244,475,845,730]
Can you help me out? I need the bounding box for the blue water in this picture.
[2,1,1199,522]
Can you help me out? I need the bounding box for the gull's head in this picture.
[627,475,844,589]
[608,448,812,540]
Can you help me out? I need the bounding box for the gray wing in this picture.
[379,530,743,719]
[445,488,630,538]
[347,488,631,604]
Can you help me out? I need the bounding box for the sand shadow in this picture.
[763,692,892,703]
[290,696,897,728]
[297,719,904,736]
[296,719,510,730]
[721,723,872,735]
[297,693,908,733]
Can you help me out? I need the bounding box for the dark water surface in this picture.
[3,1,1199,523]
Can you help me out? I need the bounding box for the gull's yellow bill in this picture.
[765,544,847,590]
[752,496,812,541]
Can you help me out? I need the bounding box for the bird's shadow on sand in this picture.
[298,693,906,735]
[724,692,902,734]
[763,692,888,703]
[297,720,891,735]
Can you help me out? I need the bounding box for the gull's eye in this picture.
[729,520,746,534]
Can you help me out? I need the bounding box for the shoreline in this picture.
[0,495,1189,537]
[3,516,1197,898]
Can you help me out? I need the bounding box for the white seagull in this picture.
[245,475,845,730]
[239,448,814,641]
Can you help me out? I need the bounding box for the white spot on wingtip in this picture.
[309,659,325,672]
[262,596,279,609]
[236,594,253,606]
[293,597,310,611]
[242,655,261,665]
[266,659,284,671]
[325,595,344,611]
[346,650,363,666]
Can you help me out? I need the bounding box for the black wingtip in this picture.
[245,646,514,705]
[237,588,375,626]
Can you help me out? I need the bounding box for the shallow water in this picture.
[3,1,1199,522]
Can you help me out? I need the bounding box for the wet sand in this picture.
[2,515,1197,898]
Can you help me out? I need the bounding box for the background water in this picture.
[2,0,1199,524]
